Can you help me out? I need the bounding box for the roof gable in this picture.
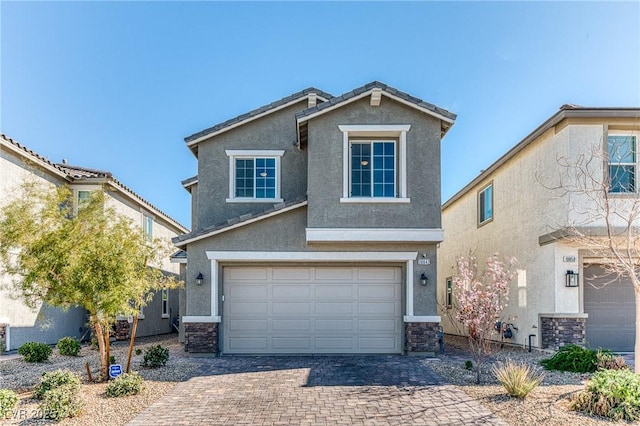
[184,87,333,155]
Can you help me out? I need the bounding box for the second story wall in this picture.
[306,97,442,229]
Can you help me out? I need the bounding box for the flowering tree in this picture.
[448,253,517,384]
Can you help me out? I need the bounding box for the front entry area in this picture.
[222,265,402,354]
[583,264,635,352]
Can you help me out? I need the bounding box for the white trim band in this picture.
[305,228,444,243]
[182,316,221,323]
[205,251,418,261]
[403,315,441,323]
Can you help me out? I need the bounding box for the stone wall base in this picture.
[115,320,130,341]
[0,323,7,352]
[184,322,219,354]
[540,316,586,350]
[405,322,440,354]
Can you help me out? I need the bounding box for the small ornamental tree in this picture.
[448,253,517,384]
[0,183,182,380]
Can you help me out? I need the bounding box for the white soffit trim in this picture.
[175,201,307,247]
[338,124,411,136]
[187,95,328,147]
[403,315,441,323]
[225,149,285,157]
[206,251,418,262]
[170,257,187,264]
[305,228,444,243]
[182,179,198,189]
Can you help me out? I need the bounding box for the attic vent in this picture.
[370,88,382,107]
[308,93,317,108]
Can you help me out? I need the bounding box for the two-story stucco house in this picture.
[438,105,640,352]
[173,81,456,355]
[0,134,188,351]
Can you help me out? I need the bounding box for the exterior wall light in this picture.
[420,273,428,286]
[565,270,579,287]
[195,272,204,286]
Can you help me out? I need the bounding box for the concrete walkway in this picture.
[128,355,506,426]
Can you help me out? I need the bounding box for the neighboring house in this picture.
[173,81,456,355]
[438,105,640,352]
[0,134,188,351]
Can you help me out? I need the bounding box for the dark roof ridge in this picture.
[1,133,70,177]
[56,163,112,178]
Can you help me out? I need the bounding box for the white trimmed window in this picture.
[608,133,637,193]
[143,213,153,241]
[478,182,493,226]
[161,288,169,318]
[339,125,411,203]
[445,277,453,308]
[225,150,284,202]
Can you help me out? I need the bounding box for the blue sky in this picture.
[2,1,639,229]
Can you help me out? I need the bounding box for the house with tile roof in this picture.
[0,134,189,351]
[437,105,640,352]
[174,81,456,355]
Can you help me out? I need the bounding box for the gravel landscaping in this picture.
[426,335,633,426]
[0,334,201,425]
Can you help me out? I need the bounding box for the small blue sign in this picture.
[109,364,123,379]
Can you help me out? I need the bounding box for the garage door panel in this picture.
[228,319,268,331]
[223,266,402,354]
[316,302,353,314]
[229,302,268,315]
[272,284,310,298]
[272,302,310,315]
[272,319,311,331]
[316,319,354,332]
[315,285,353,299]
[584,265,635,352]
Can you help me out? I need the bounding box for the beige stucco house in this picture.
[0,134,188,351]
[438,105,640,352]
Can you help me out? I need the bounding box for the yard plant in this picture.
[33,369,81,400]
[492,360,544,399]
[572,369,640,421]
[105,372,144,397]
[142,344,169,368]
[57,336,81,356]
[540,344,610,373]
[18,342,52,363]
[0,389,18,418]
[39,383,83,421]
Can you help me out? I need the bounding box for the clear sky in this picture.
[1,1,639,229]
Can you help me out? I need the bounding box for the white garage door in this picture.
[584,265,635,352]
[222,266,402,354]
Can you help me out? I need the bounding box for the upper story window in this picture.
[161,288,169,318]
[478,182,493,226]
[445,277,453,308]
[608,134,637,193]
[143,214,153,241]
[338,125,411,203]
[225,150,284,203]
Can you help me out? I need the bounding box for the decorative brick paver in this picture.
[128,356,506,425]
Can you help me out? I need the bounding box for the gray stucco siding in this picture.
[195,100,309,230]
[184,207,439,317]
[306,97,442,229]
[7,305,88,350]
[135,288,179,338]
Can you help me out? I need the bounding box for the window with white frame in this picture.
[608,134,637,193]
[339,125,411,203]
[225,150,284,202]
[161,288,169,318]
[478,182,493,225]
[445,277,453,308]
[143,214,153,241]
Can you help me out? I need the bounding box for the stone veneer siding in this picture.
[540,316,586,350]
[115,320,130,341]
[0,323,6,352]
[184,322,219,354]
[405,322,440,354]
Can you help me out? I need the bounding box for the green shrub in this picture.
[105,373,144,397]
[0,389,18,418]
[135,348,142,356]
[540,344,609,373]
[572,369,640,421]
[142,344,169,368]
[596,351,629,371]
[33,369,81,400]
[492,360,544,399]
[18,342,52,363]
[109,355,116,365]
[464,360,473,370]
[39,383,83,421]
[56,337,81,357]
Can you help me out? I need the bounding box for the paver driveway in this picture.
[128,356,506,426]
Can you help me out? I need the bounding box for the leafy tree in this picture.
[0,183,181,380]
[446,254,517,383]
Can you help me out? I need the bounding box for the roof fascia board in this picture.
[186,94,328,148]
[1,139,71,181]
[442,108,640,210]
[104,180,189,234]
[182,179,198,190]
[174,200,307,247]
[296,90,455,125]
